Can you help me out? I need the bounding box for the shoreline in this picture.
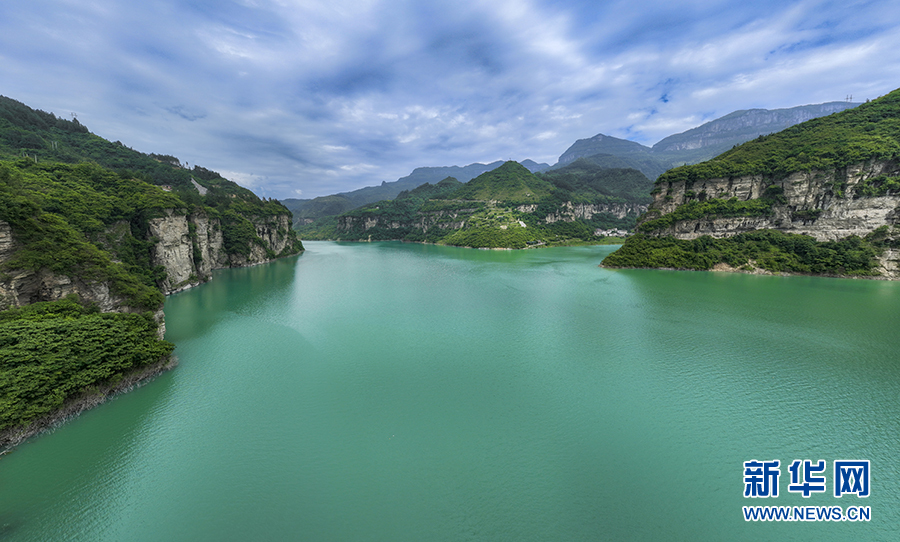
[599,262,892,280]
[0,355,178,455]
[306,237,627,249]
[0,250,304,455]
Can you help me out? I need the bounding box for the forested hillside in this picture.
[0,96,303,449]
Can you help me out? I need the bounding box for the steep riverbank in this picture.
[0,354,177,453]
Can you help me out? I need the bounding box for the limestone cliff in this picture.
[337,206,481,233]
[646,159,900,241]
[640,159,900,277]
[0,219,169,337]
[336,201,647,235]
[0,209,300,319]
[540,202,648,224]
[149,210,298,294]
[0,220,127,311]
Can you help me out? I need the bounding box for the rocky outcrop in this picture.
[542,202,648,224]
[337,207,480,234]
[0,264,125,312]
[149,210,204,292]
[0,220,125,312]
[337,201,647,237]
[189,213,226,278]
[149,210,297,294]
[0,218,169,336]
[0,209,300,319]
[646,159,900,241]
[641,159,900,278]
[251,214,294,256]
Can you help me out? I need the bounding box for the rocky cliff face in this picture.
[337,207,481,234]
[0,219,170,336]
[0,210,299,319]
[648,159,900,241]
[336,201,646,235]
[0,220,126,312]
[149,210,297,294]
[644,159,900,277]
[541,202,648,223]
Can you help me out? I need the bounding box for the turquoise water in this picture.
[1,241,897,540]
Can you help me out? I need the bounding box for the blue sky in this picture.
[2,0,899,199]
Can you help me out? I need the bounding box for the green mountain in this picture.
[304,161,649,248]
[0,95,303,449]
[603,90,900,278]
[445,161,555,202]
[282,160,550,226]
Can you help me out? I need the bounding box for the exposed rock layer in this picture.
[336,201,648,234]
[644,159,900,277]
[148,210,296,294]
[0,209,299,316]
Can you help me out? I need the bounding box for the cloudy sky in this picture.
[2,1,899,199]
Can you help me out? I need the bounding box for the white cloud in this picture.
[2,0,900,198]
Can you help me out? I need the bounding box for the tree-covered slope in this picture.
[0,160,175,310]
[0,95,291,217]
[442,162,555,202]
[0,297,174,440]
[282,160,551,227]
[0,95,303,273]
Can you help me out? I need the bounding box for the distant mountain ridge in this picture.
[282,159,549,225]
[555,101,862,179]
[301,161,649,248]
[651,102,861,153]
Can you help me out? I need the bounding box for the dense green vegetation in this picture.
[602,90,900,277]
[854,174,900,198]
[0,95,300,230]
[656,90,900,186]
[0,296,174,435]
[441,226,536,249]
[0,97,302,295]
[602,230,884,276]
[280,161,525,226]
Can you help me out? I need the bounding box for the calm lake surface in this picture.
[1,241,898,541]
